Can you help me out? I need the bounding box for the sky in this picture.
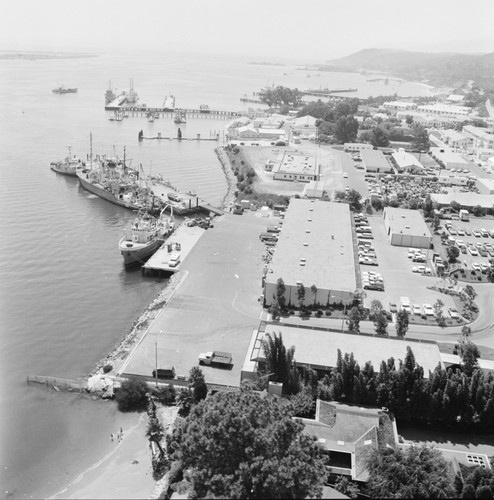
[1,0,494,62]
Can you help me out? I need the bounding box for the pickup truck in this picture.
[198,351,232,367]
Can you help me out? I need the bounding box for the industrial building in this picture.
[263,199,356,308]
[392,149,425,174]
[383,207,432,249]
[272,150,319,182]
[241,323,444,381]
[361,149,394,173]
[430,147,470,170]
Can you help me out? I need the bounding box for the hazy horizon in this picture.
[2,0,493,63]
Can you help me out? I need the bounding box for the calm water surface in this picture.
[0,49,432,498]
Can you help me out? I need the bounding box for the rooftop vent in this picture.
[303,242,308,246]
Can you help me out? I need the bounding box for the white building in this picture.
[392,148,425,174]
[463,125,494,150]
[440,129,472,149]
[430,147,470,170]
[290,115,318,138]
[361,149,394,173]
[272,150,319,182]
[264,199,356,308]
[303,180,325,198]
[383,207,432,249]
[417,103,471,118]
[383,101,417,113]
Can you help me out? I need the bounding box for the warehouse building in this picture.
[383,207,432,249]
[361,149,394,173]
[263,199,356,308]
[272,150,319,182]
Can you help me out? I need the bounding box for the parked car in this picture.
[464,228,471,236]
[473,229,482,237]
[413,304,422,315]
[468,247,479,256]
[389,302,398,313]
[471,262,481,271]
[448,308,460,319]
[423,304,434,316]
[481,229,489,237]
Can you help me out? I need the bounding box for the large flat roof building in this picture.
[383,207,432,249]
[361,149,394,173]
[242,323,444,380]
[264,199,356,307]
[430,147,469,170]
[272,150,319,183]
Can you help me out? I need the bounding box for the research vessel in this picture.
[50,147,82,176]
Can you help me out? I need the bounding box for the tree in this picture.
[262,332,296,394]
[297,283,306,310]
[177,388,194,418]
[348,305,363,333]
[423,197,435,218]
[473,204,483,217]
[274,278,287,310]
[410,123,430,151]
[366,445,455,498]
[374,310,388,336]
[170,391,325,499]
[346,188,362,211]
[290,386,316,418]
[334,476,360,499]
[464,285,477,306]
[116,377,149,412]
[447,245,460,263]
[146,416,165,456]
[370,126,390,147]
[395,310,409,337]
[433,214,441,232]
[334,115,359,143]
[405,115,414,125]
[188,367,208,403]
[310,284,318,307]
[370,299,384,320]
[458,340,480,376]
[450,200,461,213]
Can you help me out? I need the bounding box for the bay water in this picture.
[0,48,432,498]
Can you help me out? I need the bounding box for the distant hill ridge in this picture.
[325,48,494,87]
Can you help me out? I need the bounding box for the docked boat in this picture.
[119,207,175,266]
[50,147,82,176]
[173,109,186,123]
[77,134,165,214]
[53,86,77,94]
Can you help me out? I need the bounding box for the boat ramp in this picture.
[142,224,206,276]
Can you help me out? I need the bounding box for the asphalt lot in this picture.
[440,217,494,271]
[121,211,271,387]
[362,215,457,314]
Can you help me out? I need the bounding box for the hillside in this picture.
[325,49,494,88]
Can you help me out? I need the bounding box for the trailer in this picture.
[198,351,232,367]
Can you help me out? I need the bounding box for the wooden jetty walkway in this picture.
[27,375,87,392]
[142,224,206,276]
[105,105,242,119]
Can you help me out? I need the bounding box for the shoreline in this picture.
[216,146,237,212]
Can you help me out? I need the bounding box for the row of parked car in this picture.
[362,270,384,291]
[389,300,460,319]
[446,222,494,239]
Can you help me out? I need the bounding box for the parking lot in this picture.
[359,215,458,316]
[441,217,494,275]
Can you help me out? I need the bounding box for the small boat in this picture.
[173,109,186,124]
[50,147,82,176]
[53,86,77,94]
[118,207,175,266]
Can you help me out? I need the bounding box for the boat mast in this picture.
[90,132,93,167]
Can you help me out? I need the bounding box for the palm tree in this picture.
[310,284,318,307]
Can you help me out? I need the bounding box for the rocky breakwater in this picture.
[215,146,237,212]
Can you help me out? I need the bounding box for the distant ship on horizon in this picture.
[53,86,77,94]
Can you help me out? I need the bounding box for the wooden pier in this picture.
[27,375,87,392]
[105,105,241,119]
[142,224,206,276]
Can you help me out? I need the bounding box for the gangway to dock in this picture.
[142,224,206,276]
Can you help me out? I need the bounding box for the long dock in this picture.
[105,105,241,119]
[142,224,206,276]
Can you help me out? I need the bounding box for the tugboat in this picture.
[118,206,175,266]
[50,147,82,176]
